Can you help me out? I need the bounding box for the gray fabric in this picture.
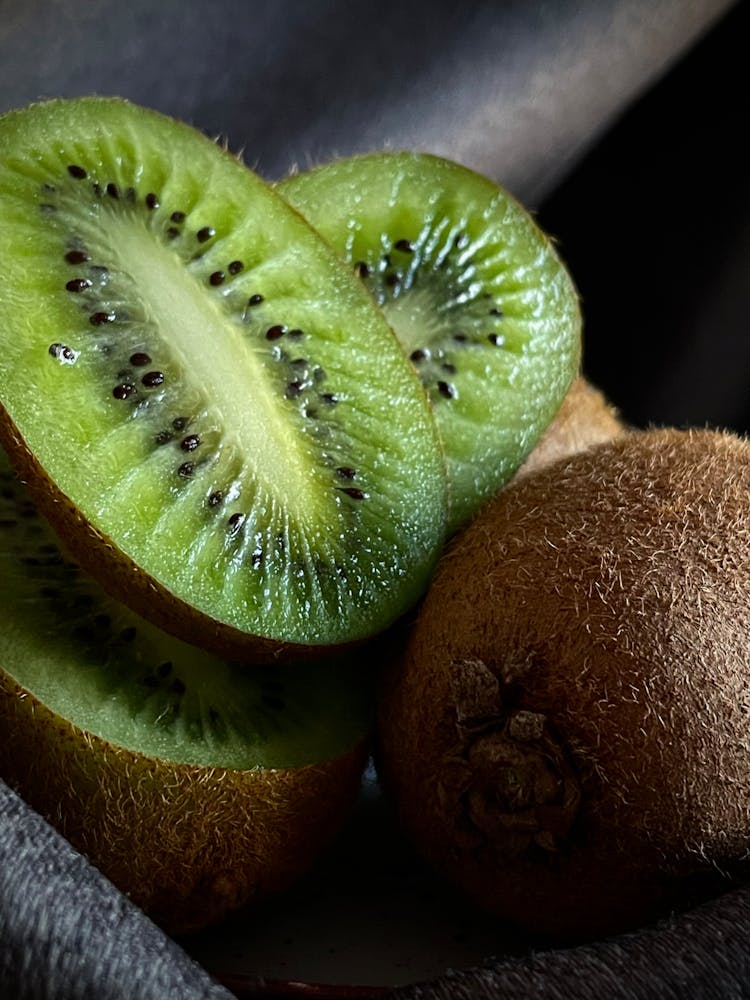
[388,883,750,999]
[0,0,733,205]
[0,783,234,1000]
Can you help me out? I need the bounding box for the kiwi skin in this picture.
[513,375,624,479]
[0,672,369,935]
[377,428,750,941]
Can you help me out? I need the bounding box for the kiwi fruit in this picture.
[0,98,447,661]
[378,428,750,940]
[278,151,581,533]
[513,375,624,479]
[0,450,372,933]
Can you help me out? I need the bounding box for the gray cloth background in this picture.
[0,1,745,997]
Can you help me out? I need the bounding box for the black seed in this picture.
[437,380,457,399]
[120,626,136,641]
[145,192,159,209]
[177,461,194,478]
[453,333,468,343]
[196,226,215,243]
[208,491,224,507]
[65,249,89,265]
[48,343,76,362]
[385,272,400,288]
[321,393,338,406]
[170,211,185,223]
[106,182,120,199]
[266,324,286,340]
[410,348,429,363]
[488,333,504,347]
[158,661,173,678]
[288,328,304,339]
[228,260,243,275]
[67,164,87,179]
[454,233,469,250]
[285,381,303,399]
[66,277,91,293]
[489,306,503,317]
[290,358,308,371]
[155,429,172,445]
[251,551,263,568]
[442,363,457,375]
[312,366,326,383]
[113,383,136,399]
[394,238,414,253]
[92,183,103,197]
[180,434,200,452]
[248,293,264,306]
[93,614,111,630]
[228,512,245,534]
[170,678,186,695]
[130,352,152,367]
[90,311,115,326]
[354,261,370,278]
[42,183,57,195]
[142,370,165,388]
[209,271,225,286]
[166,227,180,240]
[336,466,356,480]
[339,487,367,500]
[172,416,188,431]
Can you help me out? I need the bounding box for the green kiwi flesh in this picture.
[0,450,372,931]
[279,152,581,533]
[378,429,750,940]
[0,99,447,659]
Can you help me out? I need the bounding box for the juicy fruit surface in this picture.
[0,453,372,769]
[279,152,581,532]
[0,99,447,653]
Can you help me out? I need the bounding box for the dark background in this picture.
[538,0,750,434]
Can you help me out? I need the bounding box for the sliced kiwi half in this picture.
[279,152,581,533]
[0,99,447,660]
[0,450,372,932]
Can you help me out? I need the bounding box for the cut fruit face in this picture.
[279,152,581,533]
[0,450,373,769]
[0,99,447,657]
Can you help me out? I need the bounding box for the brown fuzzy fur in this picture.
[378,428,750,940]
[0,673,368,934]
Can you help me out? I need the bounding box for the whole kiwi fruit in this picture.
[513,375,624,479]
[378,428,750,940]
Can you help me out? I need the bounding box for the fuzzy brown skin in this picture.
[378,428,750,941]
[0,672,369,934]
[514,375,625,479]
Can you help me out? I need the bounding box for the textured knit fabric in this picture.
[0,784,234,1000]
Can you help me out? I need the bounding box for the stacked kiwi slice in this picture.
[0,96,581,930]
